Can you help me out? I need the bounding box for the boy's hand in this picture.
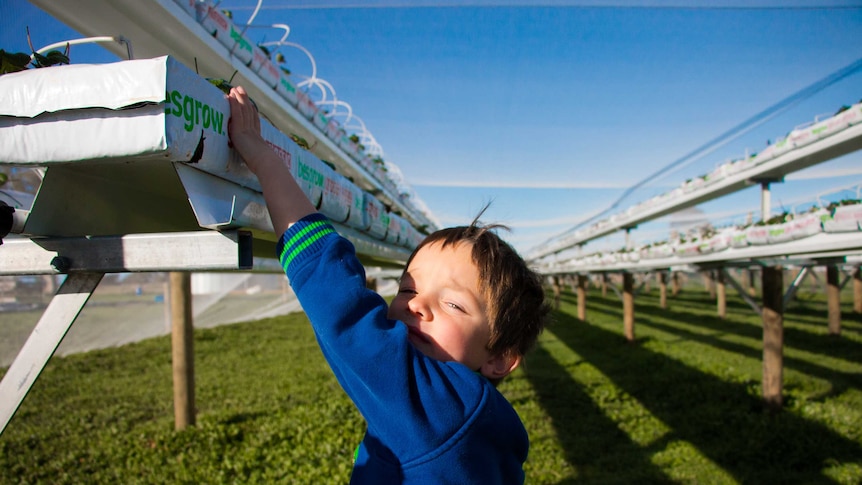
[225,85,318,233]
[227,86,269,174]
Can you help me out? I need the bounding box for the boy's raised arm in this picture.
[227,86,317,235]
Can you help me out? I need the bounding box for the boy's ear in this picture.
[480,352,521,380]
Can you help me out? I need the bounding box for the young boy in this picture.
[227,86,550,484]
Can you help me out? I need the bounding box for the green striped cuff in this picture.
[276,213,336,273]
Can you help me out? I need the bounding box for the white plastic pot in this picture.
[363,194,388,240]
[746,225,769,245]
[275,73,298,106]
[824,204,862,232]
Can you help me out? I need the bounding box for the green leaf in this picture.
[0,50,31,75]
[290,133,310,150]
[44,50,70,66]
[207,78,233,94]
[30,51,50,68]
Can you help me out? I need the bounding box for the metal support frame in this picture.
[605,273,646,300]
[0,230,253,436]
[721,265,822,315]
[808,267,823,284]
[0,272,103,434]
[0,230,253,275]
[609,278,623,300]
[839,269,853,290]
[633,277,647,297]
[783,266,811,309]
[720,267,762,314]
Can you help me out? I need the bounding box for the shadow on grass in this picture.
[651,289,862,328]
[536,306,862,484]
[520,338,674,484]
[586,291,862,368]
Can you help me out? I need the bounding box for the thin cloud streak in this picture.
[412,164,862,190]
[786,166,862,181]
[410,180,631,189]
[232,1,860,10]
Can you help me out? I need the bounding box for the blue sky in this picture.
[3,0,862,257]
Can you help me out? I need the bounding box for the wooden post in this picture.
[163,280,171,333]
[659,271,668,309]
[672,271,680,296]
[705,271,715,299]
[854,267,862,314]
[577,274,587,321]
[826,265,841,336]
[551,276,561,310]
[170,271,195,429]
[623,272,635,342]
[601,273,608,298]
[366,276,377,292]
[716,269,726,319]
[761,266,783,411]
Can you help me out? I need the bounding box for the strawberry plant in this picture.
[0,27,69,76]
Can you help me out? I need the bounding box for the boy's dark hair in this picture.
[404,211,551,368]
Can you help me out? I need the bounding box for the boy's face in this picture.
[389,241,518,378]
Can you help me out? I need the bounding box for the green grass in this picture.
[1,285,861,484]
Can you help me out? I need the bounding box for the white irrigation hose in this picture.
[244,0,264,27]
[282,41,318,82]
[36,36,134,60]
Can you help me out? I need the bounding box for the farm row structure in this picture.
[531,95,862,412]
[533,100,862,256]
[543,259,862,413]
[542,199,862,272]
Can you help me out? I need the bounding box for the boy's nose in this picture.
[406,295,430,320]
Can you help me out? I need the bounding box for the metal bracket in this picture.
[0,201,12,244]
[783,266,810,309]
[0,230,253,275]
[721,267,762,315]
[0,272,103,434]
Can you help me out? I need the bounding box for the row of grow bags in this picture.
[571,101,862,244]
[562,201,862,268]
[261,115,424,249]
[173,0,407,212]
[0,50,423,251]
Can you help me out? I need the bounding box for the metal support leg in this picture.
[0,272,103,435]
[760,182,771,221]
[633,277,647,297]
[721,267,762,315]
[839,270,852,291]
[609,279,623,300]
[782,266,810,309]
